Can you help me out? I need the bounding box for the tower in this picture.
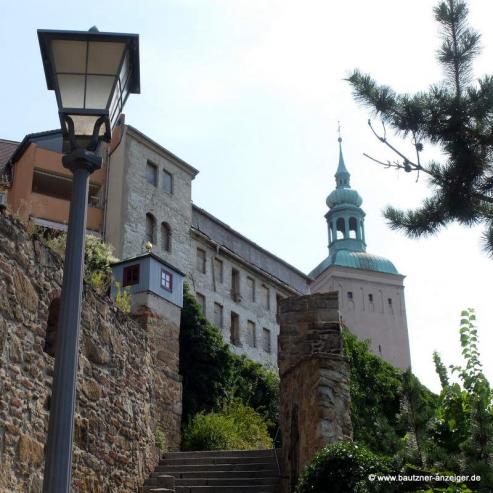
[310,134,412,369]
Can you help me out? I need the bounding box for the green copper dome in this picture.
[326,187,363,208]
[309,250,399,278]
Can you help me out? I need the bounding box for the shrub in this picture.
[45,232,118,295]
[114,281,131,314]
[182,402,273,451]
[296,441,395,493]
[154,426,167,451]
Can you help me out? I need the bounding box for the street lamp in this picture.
[37,27,140,493]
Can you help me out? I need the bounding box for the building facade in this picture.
[1,124,410,369]
[309,137,411,369]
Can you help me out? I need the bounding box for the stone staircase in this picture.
[143,449,282,493]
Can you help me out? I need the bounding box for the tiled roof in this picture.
[0,138,19,171]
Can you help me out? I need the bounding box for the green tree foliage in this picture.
[342,329,408,455]
[182,401,273,451]
[347,0,493,255]
[179,285,279,433]
[430,309,493,490]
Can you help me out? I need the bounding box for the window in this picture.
[388,297,394,315]
[145,213,156,244]
[262,328,271,353]
[196,248,206,274]
[123,264,140,287]
[196,292,206,314]
[336,217,345,240]
[146,161,158,186]
[31,169,101,207]
[378,344,382,355]
[214,258,223,283]
[160,269,173,292]
[262,285,270,310]
[162,169,173,193]
[349,217,358,239]
[161,222,171,252]
[368,293,375,312]
[214,302,223,328]
[347,291,353,300]
[231,268,240,301]
[230,312,240,346]
[276,294,283,322]
[44,298,60,357]
[247,321,256,348]
[247,277,255,302]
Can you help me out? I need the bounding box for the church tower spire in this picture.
[325,129,366,255]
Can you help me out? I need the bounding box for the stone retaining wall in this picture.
[278,292,352,493]
[0,211,179,492]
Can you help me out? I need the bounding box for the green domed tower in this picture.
[309,135,411,370]
[325,136,366,254]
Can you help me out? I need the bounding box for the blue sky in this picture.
[2,0,493,392]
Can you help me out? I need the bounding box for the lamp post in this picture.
[37,27,140,493]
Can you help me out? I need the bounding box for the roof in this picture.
[110,251,186,277]
[192,204,312,294]
[0,138,20,174]
[8,129,62,165]
[309,249,400,278]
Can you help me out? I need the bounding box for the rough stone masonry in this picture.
[278,292,353,493]
[0,211,181,492]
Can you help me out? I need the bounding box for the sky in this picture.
[1,0,492,393]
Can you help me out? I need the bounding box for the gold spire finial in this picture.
[337,121,342,143]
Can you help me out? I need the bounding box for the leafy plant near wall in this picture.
[182,401,273,451]
[179,284,280,436]
[45,232,118,295]
[114,281,131,314]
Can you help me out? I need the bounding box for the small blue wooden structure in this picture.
[111,252,185,308]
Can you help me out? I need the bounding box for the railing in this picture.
[273,426,281,476]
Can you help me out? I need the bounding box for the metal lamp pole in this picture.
[43,130,102,493]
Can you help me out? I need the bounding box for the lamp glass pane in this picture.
[69,114,106,137]
[87,41,125,75]
[85,75,115,109]
[52,40,87,73]
[57,74,85,108]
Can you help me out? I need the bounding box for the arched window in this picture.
[329,221,333,243]
[161,222,171,252]
[44,298,60,357]
[349,217,357,239]
[145,213,156,244]
[336,217,345,240]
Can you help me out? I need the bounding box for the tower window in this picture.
[347,291,353,300]
[349,217,358,239]
[145,213,156,244]
[146,161,158,186]
[368,293,373,302]
[161,222,171,252]
[162,169,173,194]
[336,217,345,240]
[388,298,392,305]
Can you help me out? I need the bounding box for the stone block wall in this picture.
[0,212,180,492]
[278,292,352,493]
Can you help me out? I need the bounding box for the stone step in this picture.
[160,456,274,466]
[174,486,279,493]
[142,488,174,493]
[174,478,280,487]
[163,450,276,459]
[155,462,277,473]
[152,470,279,480]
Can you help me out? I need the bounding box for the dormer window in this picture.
[161,269,173,292]
[123,264,140,287]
